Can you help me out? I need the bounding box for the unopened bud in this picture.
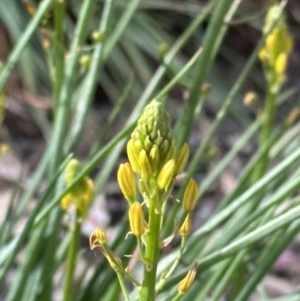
[275,53,287,75]
[175,143,189,175]
[158,43,169,59]
[244,91,258,106]
[65,159,81,186]
[117,163,136,201]
[157,159,175,190]
[128,202,145,237]
[90,227,107,248]
[80,55,91,70]
[178,262,198,294]
[149,145,159,175]
[92,31,104,42]
[179,214,191,237]
[139,150,153,181]
[182,179,199,212]
[127,139,139,173]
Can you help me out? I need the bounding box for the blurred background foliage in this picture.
[1,0,300,300]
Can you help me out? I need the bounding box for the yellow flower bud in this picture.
[179,214,191,237]
[79,55,91,70]
[175,143,189,175]
[258,48,268,62]
[139,150,153,181]
[149,145,159,175]
[90,227,107,248]
[127,139,139,173]
[244,91,258,106]
[128,202,145,237]
[178,262,198,294]
[130,100,175,174]
[61,159,94,213]
[157,159,175,190]
[91,31,104,42]
[182,179,199,212]
[275,53,287,75]
[61,194,72,211]
[78,177,94,211]
[65,159,82,186]
[117,163,136,200]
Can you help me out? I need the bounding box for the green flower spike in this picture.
[127,100,175,179]
[61,159,94,214]
[259,4,293,92]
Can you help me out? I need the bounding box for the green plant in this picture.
[1,0,300,301]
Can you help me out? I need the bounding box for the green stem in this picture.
[53,0,65,114]
[116,272,131,301]
[170,293,183,301]
[49,0,95,171]
[156,237,186,292]
[140,194,161,301]
[254,76,277,179]
[66,0,115,152]
[174,0,234,148]
[62,213,81,301]
[137,237,146,263]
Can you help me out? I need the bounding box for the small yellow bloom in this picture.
[178,262,198,294]
[90,227,107,248]
[157,159,175,190]
[179,214,191,237]
[128,202,145,237]
[117,162,136,201]
[182,179,199,212]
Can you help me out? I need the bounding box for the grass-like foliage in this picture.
[1,0,300,300]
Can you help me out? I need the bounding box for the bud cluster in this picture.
[259,4,293,92]
[61,159,94,214]
[90,100,200,298]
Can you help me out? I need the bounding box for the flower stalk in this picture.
[61,159,94,301]
[90,100,199,300]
